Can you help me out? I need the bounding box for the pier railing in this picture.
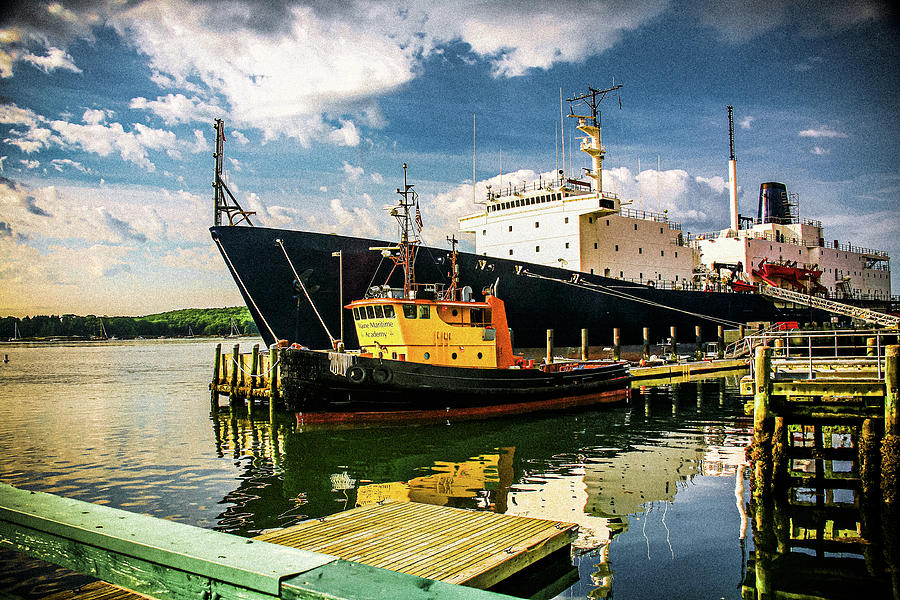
[744,329,899,382]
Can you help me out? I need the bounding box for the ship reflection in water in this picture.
[209,376,770,598]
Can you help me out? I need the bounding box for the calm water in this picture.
[0,338,754,598]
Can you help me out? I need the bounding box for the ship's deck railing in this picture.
[687,230,890,260]
[618,207,682,229]
[485,176,593,201]
[745,328,898,382]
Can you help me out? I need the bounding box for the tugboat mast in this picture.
[566,84,622,198]
[390,163,420,298]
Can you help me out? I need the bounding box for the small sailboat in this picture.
[92,318,110,340]
[8,321,21,342]
[225,317,242,338]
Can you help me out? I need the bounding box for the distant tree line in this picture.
[1,307,259,340]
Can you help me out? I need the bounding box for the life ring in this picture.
[372,366,392,385]
[346,366,367,384]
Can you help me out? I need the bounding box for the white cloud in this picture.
[811,146,830,155]
[798,126,848,138]
[0,102,207,169]
[50,158,91,173]
[0,0,666,145]
[739,116,755,130]
[129,93,222,126]
[20,46,82,74]
[342,162,365,181]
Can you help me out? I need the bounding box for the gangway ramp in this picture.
[759,284,900,327]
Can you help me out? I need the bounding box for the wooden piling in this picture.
[642,327,650,360]
[230,343,240,406]
[695,325,702,360]
[546,329,553,365]
[269,346,279,423]
[613,328,621,361]
[867,337,877,358]
[250,344,259,390]
[670,326,678,362]
[210,343,221,413]
[883,345,899,506]
[717,325,725,359]
[773,337,784,359]
[581,328,588,361]
[752,346,773,500]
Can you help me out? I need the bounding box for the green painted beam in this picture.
[281,559,519,600]
[0,483,333,596]
[0,483,515,600]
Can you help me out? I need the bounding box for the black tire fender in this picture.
[347,365,367,384]
[372,366,392,385]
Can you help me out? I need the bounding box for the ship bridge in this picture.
[459,83,695,285]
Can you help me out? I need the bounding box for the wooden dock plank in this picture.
[254,500,577,589]
[40,581,155,600]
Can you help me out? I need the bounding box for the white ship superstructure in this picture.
[459,85,697,287]
[692,207,891,299]
[460,94,891,301]
[692,107,891,299]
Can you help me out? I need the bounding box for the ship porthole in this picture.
[372,367,392,384]
[424,352,430,360]
[477,352,483,359]
[347,366,367,384]
[452,352,458,360]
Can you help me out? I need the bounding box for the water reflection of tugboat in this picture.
[280,165,630,421]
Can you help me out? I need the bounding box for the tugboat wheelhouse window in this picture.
[366,305,376,319]
[403,305,416,319]
[418,305,430,319]
[374,305,384,318]
[383,305,395,318]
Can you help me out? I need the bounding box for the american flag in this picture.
[415,201,423,230]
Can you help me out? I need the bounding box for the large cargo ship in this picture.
[210,88,893,351]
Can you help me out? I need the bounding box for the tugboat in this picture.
[278,165,630,423]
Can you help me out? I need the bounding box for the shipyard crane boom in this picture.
[759,284,900,327]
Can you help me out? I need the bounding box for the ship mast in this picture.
[212,119,255,227]
[566,84,622,200]
[388,163,420,298]
[727,105,739,231]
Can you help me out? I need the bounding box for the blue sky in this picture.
[1,0,898,317]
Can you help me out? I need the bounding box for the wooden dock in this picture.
[1,482,575,600]
[255,500,577,590]
[741,336,899,599]
[629,357,747,383]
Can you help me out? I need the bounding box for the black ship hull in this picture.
[280,348,630,418]
[210,225,834,350]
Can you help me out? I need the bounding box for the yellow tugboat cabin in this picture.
[348,290,517,369]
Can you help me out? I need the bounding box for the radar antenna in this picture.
[566,84,622,197]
